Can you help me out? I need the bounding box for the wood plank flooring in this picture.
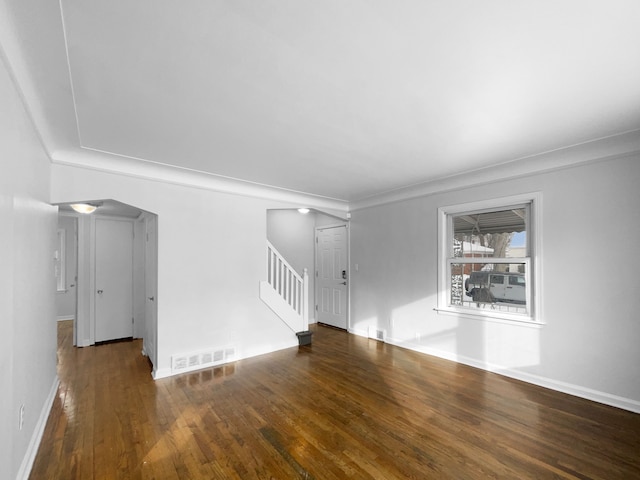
[30,321,640,479]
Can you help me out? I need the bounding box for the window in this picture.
[55,228,66,292]
[438,194,540,323]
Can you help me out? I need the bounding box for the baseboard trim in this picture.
[16,376,60,480]
[153,367,171,380]
[377,334,640,414]
[153,338,298,381]
[348,327,369,338]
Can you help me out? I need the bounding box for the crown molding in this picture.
[51,128,640,216]
[50,147,349,213]
[349,129,640,211]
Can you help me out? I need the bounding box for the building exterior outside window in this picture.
[438,193,541,324]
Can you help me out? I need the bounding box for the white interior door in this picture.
[144,215,158,368]
[316,225,348,329]
[95,218,134,342]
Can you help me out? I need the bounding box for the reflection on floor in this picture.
[30,320,640,479]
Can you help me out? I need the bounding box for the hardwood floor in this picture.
[30,321,640,479]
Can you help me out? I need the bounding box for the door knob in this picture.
[97,290,103,294]
[148,296,155,301]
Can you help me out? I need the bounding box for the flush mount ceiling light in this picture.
[297,208,310,214]
[70,203,98,214]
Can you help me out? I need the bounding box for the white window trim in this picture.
[437,192,543,325]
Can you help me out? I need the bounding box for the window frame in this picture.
[437,193,542,325]
[56,228,66,292]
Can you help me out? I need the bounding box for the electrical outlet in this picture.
[19,404,25,430]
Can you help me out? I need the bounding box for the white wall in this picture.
[50,164,319,378]
[0,52,58,479]
[350,155,640,412]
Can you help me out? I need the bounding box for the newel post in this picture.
[296,268,313,346]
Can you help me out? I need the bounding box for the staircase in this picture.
[259,241,309,335]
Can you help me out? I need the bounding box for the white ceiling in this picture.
[3,0,640,204]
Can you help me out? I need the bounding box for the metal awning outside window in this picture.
[453,208,526,236]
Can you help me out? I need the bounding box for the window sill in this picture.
[433,307,544,328]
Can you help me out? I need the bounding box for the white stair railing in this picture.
[259,241,309,333]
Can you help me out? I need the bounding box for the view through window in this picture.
[447,204,532,318]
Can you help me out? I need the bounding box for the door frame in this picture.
[143,214,158,373]
[57,212,79,345]
[65,203,158,351]
[314,222,349,330]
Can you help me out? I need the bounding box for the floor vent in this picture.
[368,326,386,342]
[172,345,236,373]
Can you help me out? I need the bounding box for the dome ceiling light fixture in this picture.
[70,203,99,214]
